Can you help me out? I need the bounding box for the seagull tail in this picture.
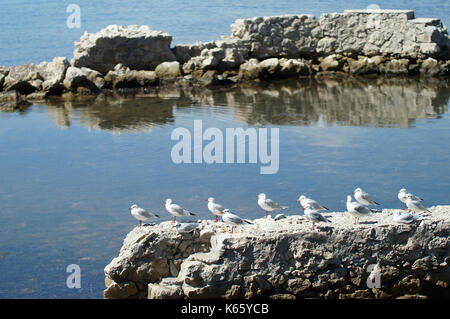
[189,212,196,216]
[244,219,253,225]
[323,206,330,210]
[154,214,160,218]
[374,201,380,205]
[370,209,382,213]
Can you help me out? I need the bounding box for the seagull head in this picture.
[207,197,215,203]
[297,195,306,202]
[257,193,266,199]
[222,209,230,214]
[129,204,138,210]
[405,193,414,200]
[399,188,407,194]
[165,198,172,205]
[353,188,362,195]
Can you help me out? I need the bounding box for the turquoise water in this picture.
[0,0,449,66]
[0,1,449,299]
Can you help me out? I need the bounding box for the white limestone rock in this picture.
[71,25,176,74]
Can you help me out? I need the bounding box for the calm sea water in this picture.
[0,1,449,299]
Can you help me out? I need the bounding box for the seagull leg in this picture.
[215,215,218,223]
[139,220,142,227]
[172,216,176,224]
[230,226,234,234]
[265,211,268,218]
[310,222,315,230]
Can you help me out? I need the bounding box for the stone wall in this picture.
[177,9,450,70]
[103,206,450,299]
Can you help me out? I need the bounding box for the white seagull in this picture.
[346,195,371,224]
[398,189,423,209]
[393,211,420,224]
[303,204,331,230]
[297,195,329,211]
[129,204,159,227]
[207,197,226,222]
[175,222,199,234]
[165,198,195,224]
[222,209,253,233]
[353,188,380,206]
[405,194,431,214]
[257,193,288,218]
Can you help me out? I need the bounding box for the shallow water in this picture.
[0,77,449,298]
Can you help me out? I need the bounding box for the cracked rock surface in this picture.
[104,205,450,299]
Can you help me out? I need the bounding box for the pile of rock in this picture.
[1,9,450,105]
[103,206,450,299]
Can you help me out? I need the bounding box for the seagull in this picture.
[398,189,423,209]
[393,211,420,224]
[353,187,380,206]
[165,198,195,224]
[222,209,253,233]
[129,204,159,227]
[303,204,331,230]
[297,195,329,211]
[175,222,199,234]
[257,193,288,218]
[346,195,371,224]
[207,197,226,222]
[405,194,431,214]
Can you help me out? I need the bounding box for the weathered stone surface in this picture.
[71,25,176,74]
[155,61,182,79]
[104,206,450,299]
[3,64,39,94]
[104,64,159,88]
[63,66,100,93]
[347,56,379,75]
[103,280,138,299]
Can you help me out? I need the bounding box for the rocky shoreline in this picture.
[103,206,450,299]
[1,9,450,108]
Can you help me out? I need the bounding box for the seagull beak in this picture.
[296,200,300,202]
[352,192,355,194]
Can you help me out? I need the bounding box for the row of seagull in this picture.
[128,188,431,233]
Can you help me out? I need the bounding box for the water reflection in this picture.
[5,77,450,131]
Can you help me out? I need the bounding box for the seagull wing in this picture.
[266,199,287,210]
[354,204,371,215]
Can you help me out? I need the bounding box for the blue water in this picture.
[0,1,449,299]
[0,0,449,66]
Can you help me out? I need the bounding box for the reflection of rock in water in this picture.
[232,77,450,128]
[45,93,176,133]
[5,77,450,131]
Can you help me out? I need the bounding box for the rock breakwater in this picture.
[1,9,450,106]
